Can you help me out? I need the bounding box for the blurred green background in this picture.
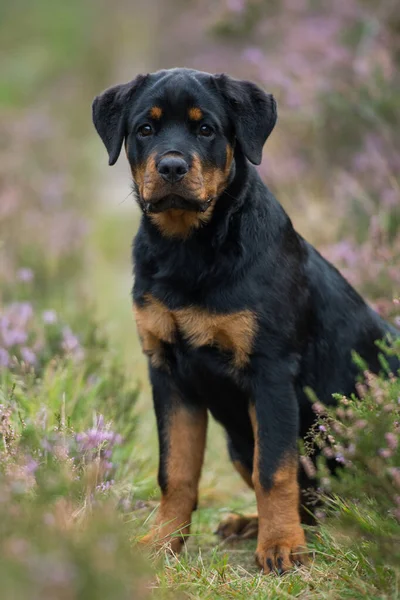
[0,1,399,598]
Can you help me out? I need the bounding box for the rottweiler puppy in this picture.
[92,68,399,573]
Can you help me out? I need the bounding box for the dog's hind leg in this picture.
[215,436,259,540]
[227,435,254,489]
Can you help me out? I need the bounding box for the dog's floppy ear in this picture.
[92,74,147,166]
[214,74,277,165]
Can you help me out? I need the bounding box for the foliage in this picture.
[307,339,400,576]
[0,363,148,600]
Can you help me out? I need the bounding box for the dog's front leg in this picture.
[141,366,208,553]
[249,361,308,573]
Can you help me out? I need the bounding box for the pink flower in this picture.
[1,328,28,347]
[16,268,34,282]
[0,348,9,368]
[42,310,57,324]
[299,455,316,478]
[20,347,36,365]
[389,468,400,488]
[378,448,392,459]
[62,327,84,360]
[313,402,326,415]
[385,433,398,451]
[242,47,265,66]
[335,453,346,464]
[227,0,245,13]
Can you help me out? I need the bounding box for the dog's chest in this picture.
[134,294,257,369]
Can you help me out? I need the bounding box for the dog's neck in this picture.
[133,149,292,301]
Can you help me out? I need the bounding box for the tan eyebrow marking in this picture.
[188,107,203,121]
[150,106,162,119]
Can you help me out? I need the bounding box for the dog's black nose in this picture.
[157,156,188,183]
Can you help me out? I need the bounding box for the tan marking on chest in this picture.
[134,294,257,368]
[174,308,256,367]
[133,296,176,367]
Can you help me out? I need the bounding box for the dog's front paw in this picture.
[255,526,308,574]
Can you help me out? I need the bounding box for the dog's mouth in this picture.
[143,194,212,214]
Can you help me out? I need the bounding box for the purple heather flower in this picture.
[381,188,398,208]
[315,510,326,521]
[299,455,316,478]
[312,402,326,415]
[25,458,38,475]
[62,327,80,352]
[389,468,400,488]
[378,448,392,459]
[227,0,245,13]
[16,268,34,282]
[13,302,33,325]
[42,309,57,324]
[76,426,122,452]
[62,327,84,360]
[242,47,265,66]
[385,433,398,451]
[335,453,346,464]
[318,425,327,432]
[96,480,115,493]
[323,447,334,458]
[20,347,37,365]
[0,348,9,368]
[1,328,28,347]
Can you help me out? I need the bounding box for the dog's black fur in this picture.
[93,68,399,573]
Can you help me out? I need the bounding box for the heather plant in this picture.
[0,394,150,600]
[0,300,84,372]
[0,329,146,599]
[0,499,151,600]
[304,337,400,579]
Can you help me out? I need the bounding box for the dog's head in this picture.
[93,68,277,236]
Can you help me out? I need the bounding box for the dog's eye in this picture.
[137,124,153,137]
[199,124,213,137]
